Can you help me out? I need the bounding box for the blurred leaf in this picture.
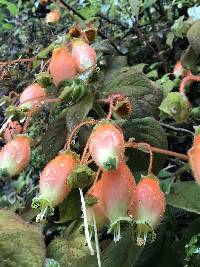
[181,45,199,72]
[57,190,81,223]
[166,181,200,214]
[74,235,143,267]
[159,92,190,123]
[102,67,163,119]
[142,0,157,10]
[122,117,168,180]
[0,209,45,267]
[129,0,140,21]
[166,31,174,48]
[172,16,190,38]
[0,0,17,16]
[187,21,200,55]
[42,116,67,161]
[45,258,60,267]
[47,234,90,267]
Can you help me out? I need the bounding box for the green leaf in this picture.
[0,210,45,267]
[36,43,55,59]
[102,67,163,119]
[171,16,190,38]
[129,0,140,21]
[58,190,81,223]
[65,91,94,135]
[0,0,17,16]
[102,235,143,267]
[42,116,68,161]
[122,117,168,180]
[166,181,200,214]
[187,20,200,55]
[159,92,190,123]
[74,235,143,267]
[142,0,157,10]
[181,45,199,72]
[47,235,90,267]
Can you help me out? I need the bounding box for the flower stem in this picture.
[125,141,189,161]
[79,188,94,255]
[92,211,102,267]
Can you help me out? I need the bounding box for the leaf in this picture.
[142,0,157,10]
[36,43,55,59]
[102,235,143,267]
[102,67,163,119]
[122,117,168,180]
[166,181,200,214]
[171,16,190,38]
[65,91,94,135]
[129,0,140,21]
[74,235,143,267]
[181,45,199,72]
[58,190,81,223]
[47,235,90,267]
[187,21,200,55]
[0,0,17,16]
[0,209,45,267]
[42,116,68,161]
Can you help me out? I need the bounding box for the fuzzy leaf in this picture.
[166,181,200,214]
[102,67,163,119]
[122,117,168,180]
[47,235,90,267]
[65,91,94,135]
[181,45,199,72]
[74,235,143,267]
[58,190,81,223]
[0,210,45,267]
[42,116,67,161]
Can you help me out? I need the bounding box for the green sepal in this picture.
[85,195,98,208]
[5,105,27,121]
[159,92,190,123]
[67,164,95,189]
[131,221,156,246]
[32,197,54,222]
[36,72,52,87]
[102,156,118,171]
[0,167,10,178]
[58,79,87,103]
[107,217,133,235]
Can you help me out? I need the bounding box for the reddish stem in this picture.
[179,73,200,95]
[125,141,189,161]
[0,57,35,67]
[65,119,97,151]
[22,97,61,133]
